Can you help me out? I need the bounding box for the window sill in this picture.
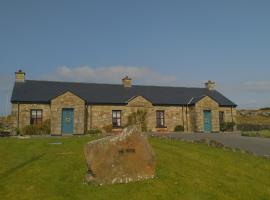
[156,127,168,133]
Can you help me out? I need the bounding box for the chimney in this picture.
[205,80,215,90]
[122,76,132,88]
[15,70,25,82]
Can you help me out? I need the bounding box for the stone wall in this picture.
[51,91,85,135]
[194,96,220,132]
[219,107,237,123]
[11,94,236,134]
[11,103,51,129]
[89,96,187,132]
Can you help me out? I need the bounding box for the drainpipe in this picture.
[89,105,92,130]
[17,103,20,129]
[186,97,194,132]
[231,106,234,123]
[231,106,235,131]
[85,104,88,133]
[181,106,184,128]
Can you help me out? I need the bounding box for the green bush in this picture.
[86,129,102,135]
[220,122,235,132]
[237,124,270,131]
[40,119,51,135]
[241,130,270,138]
[22,125,38,135]
[21,119,51,135]
[126,109,147,132]
[174,125,184,132]
[15,128,21,136]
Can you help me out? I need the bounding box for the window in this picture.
[219,111,225,124]
[112,110,121,127]
[156,110,165,128]
[30,109,43,125]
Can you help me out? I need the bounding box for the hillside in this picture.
[237,108,270,125]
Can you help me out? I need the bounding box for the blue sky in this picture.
[1,0,270,115]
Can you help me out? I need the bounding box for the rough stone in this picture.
[11,94,237,133]
[84,126,156,185]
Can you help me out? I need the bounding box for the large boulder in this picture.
[84,127,156,185]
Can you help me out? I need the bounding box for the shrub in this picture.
[126,109,147,132]
[15,128,21,136]
[86,129,102,135]
[241,130,270,138]
[40,119,51,135]
[21,119,51,135]
[220,122,235,132]
[260,107,270,110]
[22,125,39,135]
[174,125,184,132]
[237,124,270,132]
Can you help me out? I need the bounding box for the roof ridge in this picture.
[25,79,206,89]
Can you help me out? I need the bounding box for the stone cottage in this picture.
[11,70,237,135]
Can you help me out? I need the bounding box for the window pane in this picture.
[161,119,164,126]
[112,112,117,118]
[31,110,36,116]
[112,119,117,126]
[37,110,42,117]
[117,119,121,126]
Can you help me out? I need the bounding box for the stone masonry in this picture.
[11,94,236,134]
[51,91,85,135]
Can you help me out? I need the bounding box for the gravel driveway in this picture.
[149,132,270,157]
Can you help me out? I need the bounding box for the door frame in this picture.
[203,110,212,133]
[61,108,74,134]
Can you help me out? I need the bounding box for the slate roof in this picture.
[11,80,237,107]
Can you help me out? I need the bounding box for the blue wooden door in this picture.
[61,108,74,134]
[203,110,212,133]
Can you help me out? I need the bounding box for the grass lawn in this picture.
[0,136,270,200]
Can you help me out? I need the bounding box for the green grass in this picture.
[241,130,270,138]
[1,136,270,200]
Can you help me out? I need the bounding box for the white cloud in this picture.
[43,65,177,86]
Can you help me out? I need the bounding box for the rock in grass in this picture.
[84,126,156,185]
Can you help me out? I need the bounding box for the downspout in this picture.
[17,103,20,129]
[186,97,194,132]
[231,106,234,123]
[85,103,88,133]
[182,106,184,128]
[90,105,92,130]
[231,106,235,131]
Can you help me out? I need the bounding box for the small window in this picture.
[112,110,121,127]
[156,110,165,128]
[30,109,43,125]
[219,111,225,124]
